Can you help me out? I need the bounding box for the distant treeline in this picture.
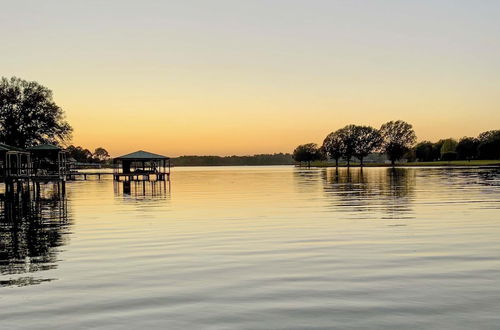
[66,145,110,164]
[171,153,294,166]
[293,120,500,166]
[412,131,500,162]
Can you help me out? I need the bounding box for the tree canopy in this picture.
[336,125,358,166]
[456,137,479,160]
[94,147,110,161]
[379,120,417,165]
[322,130,344,167]
[415,141,434,162]
[352,125,382,166]
[477,130,500,160]
[292,143,323,166]
[0,77,72,148]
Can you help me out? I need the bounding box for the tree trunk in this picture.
[347,159,350,167]
[308,161,311,168]
[335,158,339,168]
[360,157,364,167]
[391,159,395,167]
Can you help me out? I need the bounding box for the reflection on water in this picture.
[0,183,70,287]
[309,167,416,219]
[114,180,170,199]
[1,167,500,329]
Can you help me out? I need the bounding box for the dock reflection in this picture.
[0,182,70,287]
[113,180,171,199]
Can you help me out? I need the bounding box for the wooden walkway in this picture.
[67,171,170,181]
[1,171,170,183]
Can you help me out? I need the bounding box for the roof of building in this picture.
[0,143,27,152]
[27,143,62,151]
[114,150,170,160]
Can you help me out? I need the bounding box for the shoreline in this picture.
[307,160,500,168]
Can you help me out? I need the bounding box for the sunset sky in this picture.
[1,1,499,157]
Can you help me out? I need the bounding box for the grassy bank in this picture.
[308,159,500,167]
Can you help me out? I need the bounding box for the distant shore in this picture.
[308,159,500,168]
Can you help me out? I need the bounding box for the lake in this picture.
[1,166,500,329]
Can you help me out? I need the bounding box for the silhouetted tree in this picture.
[67,145,93,163]
[379,120,417,166]
[353,125,382,166]
[336,125,358,167]
[414,141,434,161]
[456,137,479,160]
[432,140,446,161]
[439,138,458,161]
[94,147,110,162]
[440,138,457,154]
[293,143,323,167]
[0,77,72,148]
[477,130,500,159]
[322,130,343,167]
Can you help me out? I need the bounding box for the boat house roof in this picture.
[0,143,27,152]
[27,143,62,151]
[114,150,170,161]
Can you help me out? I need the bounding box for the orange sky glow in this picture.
[2,1,499,157]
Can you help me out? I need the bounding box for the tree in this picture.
[0,77,72,148]
[336,125,358,167]
[477,130,500,159]
[414,141,434,162]
[352,125,382,166]
[379,120,417,166]
[322,130,343,167]
[438,138,458,162]
[94,147,110,162]
[432,140,446,161]
[292,143,323,167]
[440,138,457,155]
[456,137,479,160]
[67,145,93,163]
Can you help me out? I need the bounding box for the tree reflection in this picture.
[0,183,70,287]
[322,167,416,219]
[323,168,373,214]
[383,168,416,219]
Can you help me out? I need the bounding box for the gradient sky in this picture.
[1,0,499,156]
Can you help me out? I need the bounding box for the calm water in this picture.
[1,166,500,329]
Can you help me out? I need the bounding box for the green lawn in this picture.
[308,159,500,167]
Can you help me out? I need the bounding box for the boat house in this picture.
[0,143,32,181]
[27,144,68,179]
[113,150,170,181]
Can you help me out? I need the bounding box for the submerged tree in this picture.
[0,77,72,148]
[379,120,417,166]
[292,143,323,167]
